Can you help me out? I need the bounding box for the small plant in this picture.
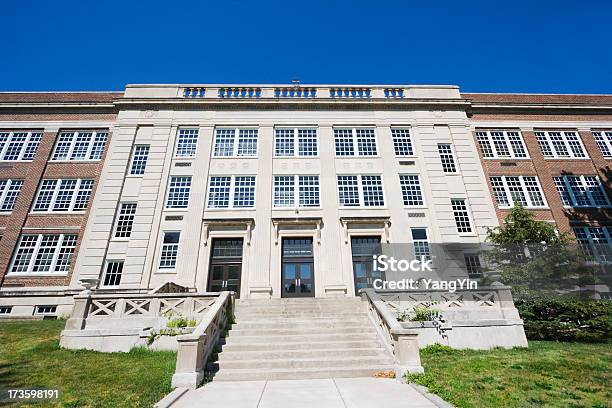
[166,316,188,328]
[411,305,440,322]
[146,313,199,345]
[187,319,197,327]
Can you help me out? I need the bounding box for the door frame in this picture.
[207,237,245,298]
[280,236,316,298]
[349,234,383,294]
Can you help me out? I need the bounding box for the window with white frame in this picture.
[175,128,199,157]
[207,175,256,208]
[464,254,483,277]
[411,228,431,261]
[592,130,612,158]
[334,128,377,156]
[129,145,150,175]
[489,176,546,208]
[159,232,180,269]
[51,130,108,161]
[166,176,192,209]
[451,199,472,234]
[0,179,24,212]
[0,131,42,161]
[535,131,587,159]
[9,234,77,274]
[437,144,457,173]
[274,128,318,157]
[553,175,610,208]
[399,175,424,206]
[34,305,57,315]
[391,128,414,156]
[273,175,320,207]
[32,179,94,212]
[475,130,528,159]
[337,175,384,207]
[573,227,611,263]
[114,203,137,238]
[102,261,124,286]
[213,128,258,157]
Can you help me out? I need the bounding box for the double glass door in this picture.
[351,236,383,293]
[208,238,243,298]
[281,238,315,298]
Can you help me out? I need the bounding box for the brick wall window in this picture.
[34,305,57,315]
[114,203,137,238]
[51,130,108,161]
[573,227,611,263]
[165,176,192,209]
[553,175,610,207]
[129,145,150,175]
[159,231,180,269]
[391,128,414,157]
[207,175,256,208]
[334,128,377,156]
[102,261,124,286]
[175,128,199,158]
[411,228,431,261]
[274,128,318,157]
[535,131,587,159]
[273,175,320,207]
[8,234,77,275]
[337,175,384,207]
[0,179,24,212]
[592,130,612,158]
[475,130,528,159]
[437,143,457,173]
[451,199,472,234]
[213,128,258,157]
[0,131,42,161]
[399,175,424,206]
[489,176,546,208]
[32,179,94,212]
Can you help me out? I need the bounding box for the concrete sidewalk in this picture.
[168,378,440,408]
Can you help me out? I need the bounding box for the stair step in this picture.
[234,312,366,319]
[211,366,395,381]
[215,356,394,370]
[224,332,378,344]
[217,348,388,361]
[227,326,374,337]
[232,320,370,329]
[219,340,383,352]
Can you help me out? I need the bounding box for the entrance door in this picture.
[281,238,315,298]
[351,236,383,293]
[208,238,243,298]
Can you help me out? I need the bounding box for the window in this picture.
[213,128,258,157]
[475,130,528,159]
[337,175,385,207]
[535,131,587,159]
[175,128,199,157]
[32,179,94,212]
[159,232,180,269]
[114,203,137,238]
[451,199,472,234]
[334,128,377,156]
[274,128,318,157]
[273,175,320,207]
[34,305,57,315]
[464,254,483,278]
[0,306,12,315]
[399,175,424,206]
[437,144,457,173]
[573,227,611,263]
[207,175,256,209]
[0,179,24,212]
[129,145,150,175]
[489,176,546,208]
[0,131,42,161]
[9,234,77,274]
[592,130,612,158]
[553,175,610,207]
[391,128,414,156]
[411,228,431,261]
[103,261,124,286]
[166,176,192,209]
[51,130,108,161]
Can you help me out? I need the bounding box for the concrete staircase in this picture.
[209,297,395,381]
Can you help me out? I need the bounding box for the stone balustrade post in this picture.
[390,329,424,378]
[172,334,207,389]
[64,294,91,330]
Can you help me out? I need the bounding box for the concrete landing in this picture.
[169,378,439,408]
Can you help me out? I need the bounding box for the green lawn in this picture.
[0,319,176,408]
[408,342,612,408]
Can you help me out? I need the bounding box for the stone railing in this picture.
[218,87,262,98]
[360,288,423,378]
[171,291,234,389]
[274,87,317,98]
[329,87,372,98]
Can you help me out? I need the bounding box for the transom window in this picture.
[437,144,457,173]
[334,128,377,156]
[103,261,124,286]
[274,128,318,157]
[573,227,611,263]
[337,175,385,207]
[535,131,587,159]
[207,175,256,208]
[553,175,610,208]
[166,176,192,209]
[159,231,180,269]
[0,131,42,161]
[129,145,150,175]
[273,175,320,207]
[175,128,199,157]
[592,130,612,158]
[9,234,77,275]
[411,228,431,261]
[391,128,414,156]
[0,179,24,212]
[51,130,108,161]
[213,128,258,157]
[33,179,94,212]
[451,199,472,234]
[114,203,137,238]
[399,175,424,206]
[475,130,528,159]
[489,176,546,208]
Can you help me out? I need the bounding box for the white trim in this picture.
[333,127,379,157]
[206,175,257,209]
[273,127,319,157]
[272,174,321,209]
[534,130,589,159]
[490,175,548,209]
[212,127,259,158]
[31,178,93,213]
[337,174,386,209]
[475,129,530,159]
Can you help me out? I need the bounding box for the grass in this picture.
[407,342,612,408]
[0,319,177,408]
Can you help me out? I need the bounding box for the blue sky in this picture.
[2,0,611,93]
